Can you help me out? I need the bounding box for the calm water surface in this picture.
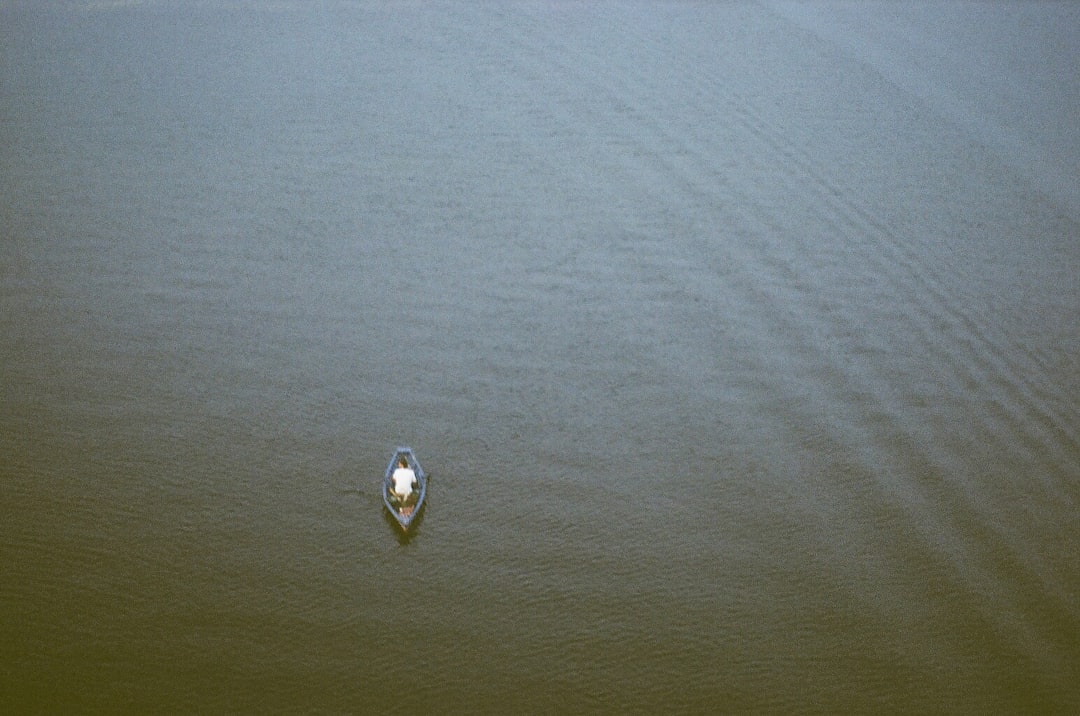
[2,2,1078,712]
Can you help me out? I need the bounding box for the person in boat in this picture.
[391,456,417,506]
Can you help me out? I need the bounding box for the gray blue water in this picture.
[2,2,1078,712]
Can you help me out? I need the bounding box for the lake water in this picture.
[2,2,1077,712]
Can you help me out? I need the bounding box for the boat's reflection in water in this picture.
[382,497,428,545]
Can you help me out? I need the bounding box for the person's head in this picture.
[399,457,408,468]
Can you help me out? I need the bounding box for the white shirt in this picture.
[392,466,416,497]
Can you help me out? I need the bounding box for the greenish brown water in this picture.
[2,2,1078,712]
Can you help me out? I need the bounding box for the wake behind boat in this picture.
[382,447,427,532]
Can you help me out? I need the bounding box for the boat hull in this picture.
[382,447,427,531]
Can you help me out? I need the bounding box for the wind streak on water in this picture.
[501,4,1080,703]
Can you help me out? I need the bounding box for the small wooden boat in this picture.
[382,446,427,532]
